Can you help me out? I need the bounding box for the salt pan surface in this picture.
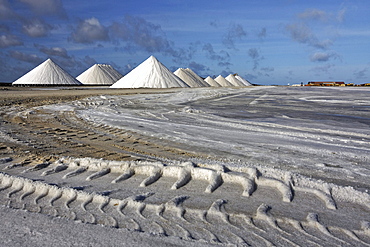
[1,86,370,246]
[72,87,370,187]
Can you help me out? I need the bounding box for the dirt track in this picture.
[0,87,178,107]
[0,87,203,163]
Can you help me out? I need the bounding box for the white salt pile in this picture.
[235,74,252,86]
[225,74,246,87]
[214,75,233,87]
[184,68,210,87]
[204,76,221,87]
[77,64,122,85]
[111,56,188,88]
[12,58,82,86]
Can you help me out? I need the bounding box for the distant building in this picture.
[306,81,345,86]
[359,83,370,86]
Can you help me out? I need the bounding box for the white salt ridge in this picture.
[235,74,252,86]
[12,58,82,85]
[12,155,370,209]
[110,56,189,88]
[174,68,205,87]
[225,74,246,87]
[173,68,210,87]
[77,64,122,85]
[184,68,210,87]
[214,75,233,87]
[204,76,221,87]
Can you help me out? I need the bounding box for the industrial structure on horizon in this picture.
[305,81,370,86]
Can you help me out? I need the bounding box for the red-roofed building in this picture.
[306,81,345,86]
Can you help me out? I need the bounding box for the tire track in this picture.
[1,157,370,246]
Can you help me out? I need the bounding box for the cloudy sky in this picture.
[1,0,369,84]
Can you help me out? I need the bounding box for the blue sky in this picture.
[1,0,369,85]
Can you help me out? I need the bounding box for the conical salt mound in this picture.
[226,74,245,87]
[204,76,221,87]
[185,68,210,87]
[235,75,252,86]
[77,64,122,85]
[174,68,207,87]
[111,56,188,88]
[214,75,233,87]
[13,58,82,86]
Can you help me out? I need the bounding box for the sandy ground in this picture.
[0,86,370,246]
[0,86,180,107]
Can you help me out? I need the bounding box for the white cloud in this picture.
[22,18,52,37]
[353,68,368,79]
[310,51,339,62]
[9,50,43,64]
[0,34,23,47]
[222,23,247,49]
[337,8,347,23]
[70,18,109,44]
[109,15,172,53]
[18,0,66,17]
[286,23,333,50]
[36,44,70,58]
[298,8,328,22]
[0,0,18,20]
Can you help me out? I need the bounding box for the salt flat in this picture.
[0,86,369,246]
[74,86,370,188]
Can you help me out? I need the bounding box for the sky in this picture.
[1,0,370,85]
